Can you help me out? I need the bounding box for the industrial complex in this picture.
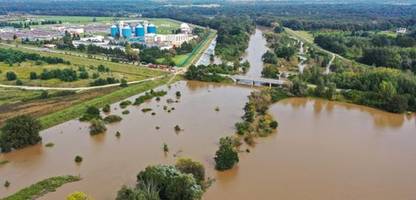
[108,20,196,49]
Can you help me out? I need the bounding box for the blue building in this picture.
[135,24,145,37]
[147,24,157,34]
[122,25,132,38]
[110,25,118,37]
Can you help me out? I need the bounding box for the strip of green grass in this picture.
[38,75,175,129]
[0,160,9,165]
[3,175,80,200]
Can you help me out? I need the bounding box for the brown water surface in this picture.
[1,83,415,200]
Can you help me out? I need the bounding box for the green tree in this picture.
[89,119,106,135]
[291,78,308,96]
[175,158,205,185]
[6,71,17,81]
[214,137,239,171]
[0,115,42,152]
[378,80,396,99]
[137,165,203,200]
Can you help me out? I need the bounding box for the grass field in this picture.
[0,88,42,105]
[0,44,167,87]
[3,175,80,200]
[156,54,190,66]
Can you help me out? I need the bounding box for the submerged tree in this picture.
[0,115,42,152]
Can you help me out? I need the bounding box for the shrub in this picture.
[122,110,130,115]
[175,91,181,98]
[102,104,111,113]
[4,180,10,188]
[6,71,17,81]
[103,115,122,123]
[0,115,42,152]
[15,79,23,85]
[174,125,181,132]
[80,106,101,121]
[29,72,38,80]
[45,142,55,147]
[235,121,251,135]
[120,79,128,87]
[163,143,169,152]
[67,191,93,200]
[40,90,49,99]
[270,120,278,129]
[74,155,83,163]
[115,131,121,138]
[89,119,106,135]
[141,108,152,113]
[119,100,132,109]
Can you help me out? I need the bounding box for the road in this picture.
[0,75,167,91]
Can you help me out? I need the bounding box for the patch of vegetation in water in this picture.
[103,115,122,123]
[133,90,167,106]
[2,175,80,200]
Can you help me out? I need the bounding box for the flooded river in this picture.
[243,28,268,78]
[1,27,416,200]
[1,82,415,200]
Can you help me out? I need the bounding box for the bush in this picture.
[122,110,130,115]
[29,72,38,80]
[74,156,83,163]
[270,120,278,129]
[120,79,128,87]
[67,191,93,200]
[6,71,17,81]
[89,119,106,135]
[214,137,239,171]
[40,90,49,99]
[235,121,251,135]
[119,100,132,109]
[102,104,111,113]
[80,106,101,121]
[15,79,23,85]
[0,115,42,152]
[103,115,122,123]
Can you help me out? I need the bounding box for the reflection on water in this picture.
[279,97,409,129]
[1,84,415,200]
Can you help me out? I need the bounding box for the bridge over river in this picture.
[224,74,288,87]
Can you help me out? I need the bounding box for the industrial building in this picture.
[109,20,195,49]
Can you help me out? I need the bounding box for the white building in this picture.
[396,27,407,34]
[154,33,196,47]
[180,23,192,34]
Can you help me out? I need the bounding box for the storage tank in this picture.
[135,24,145,37]
[110,25,118,37]
[122,25,132,38]
[147,24,157,34]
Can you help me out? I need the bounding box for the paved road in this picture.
[0,75,167,91]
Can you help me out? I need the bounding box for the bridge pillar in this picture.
[269,82,272,88]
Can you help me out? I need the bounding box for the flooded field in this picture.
[1,81,415,199]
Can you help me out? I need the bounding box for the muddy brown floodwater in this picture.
[1,81,415,200]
